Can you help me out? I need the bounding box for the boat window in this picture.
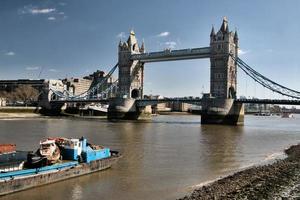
[41,144,51,149]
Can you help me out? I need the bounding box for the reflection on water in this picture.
[72,184,83,200]
[0,115,300,200]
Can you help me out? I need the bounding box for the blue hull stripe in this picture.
[0,161,78,179]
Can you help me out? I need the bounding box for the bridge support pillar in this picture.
[108,98,151,120]
[201,98,244,125]
[39,102,66,116]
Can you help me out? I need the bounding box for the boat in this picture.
[39,138,61,163]
[79,103,108,116]
[0,144,29,172]
[281,112,294,118]
[0,137,121,196]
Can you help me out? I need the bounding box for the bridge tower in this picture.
[108,31,151,120]
[118,30,145,99]
[202,17,244,125]
[210,17,238,99]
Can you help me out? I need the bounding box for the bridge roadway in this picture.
[50,98,300,106]
[130,47,211,63]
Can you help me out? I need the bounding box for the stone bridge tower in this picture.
[202,17,244,125]
[210,17,238,99]
[118,30,145,99]
[108,31,150,120]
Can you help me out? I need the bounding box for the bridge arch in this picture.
[131,89,140,99]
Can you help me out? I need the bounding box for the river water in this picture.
[0,114,300,200]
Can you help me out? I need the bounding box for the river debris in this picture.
[179,144,300,200]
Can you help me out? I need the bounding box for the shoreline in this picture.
[0,112,42,119]
[179,144,300,199]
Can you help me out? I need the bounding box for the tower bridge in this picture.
[109,17,241,124]
[48,17,300,125]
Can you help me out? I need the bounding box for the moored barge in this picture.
[0,137,120,196]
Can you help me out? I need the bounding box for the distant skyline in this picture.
[1,0,300,98]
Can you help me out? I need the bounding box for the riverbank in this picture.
[179,144,300,199]
[0,112,42,119]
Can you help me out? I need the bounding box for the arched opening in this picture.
[132,44,137,51]
[228,86,236,99]
[51,93,57,100]
[131,89,139,99]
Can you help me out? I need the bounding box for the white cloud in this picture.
[48,17,56,21]
[117,32,126,39]
[165,41,177,49]
[157,32,170,37]
[4,51,15,56]
[26,66,39,71]
[49,69,58,72]
[30,8,56,15]
[238,49,249,55]
[19,6,56,15]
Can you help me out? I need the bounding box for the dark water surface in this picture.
[0,115,299,200]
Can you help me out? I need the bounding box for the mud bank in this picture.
[179,144,300,199]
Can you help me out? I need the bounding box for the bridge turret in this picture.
[210,25,216,42]
[234,30,238,43]
[210,17,238,99]
[140,40,145,53]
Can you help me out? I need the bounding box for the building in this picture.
[0,98,6,107]
[0,68,118,108]
[62,70,117,98]
[144,95,171,113]
[0,79,46,105]
[166,102,192,112]
[63,78,92,96]
[0,79,45,94]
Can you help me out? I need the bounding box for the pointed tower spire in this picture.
[234,29,238,41]
[210,25,215,37]
[130,29,135,36]
[127,29,138,52]
[220,16,229,33]
[140,39,145,53]
[118,39,122,47]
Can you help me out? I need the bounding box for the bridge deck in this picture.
[235,99,300,105]
[130,47,211,63]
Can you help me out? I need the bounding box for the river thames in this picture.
[0,114,299,200]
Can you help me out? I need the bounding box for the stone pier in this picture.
[108,98,151,120]
[201,98,244,125]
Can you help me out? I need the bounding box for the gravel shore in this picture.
[179,144,300,200]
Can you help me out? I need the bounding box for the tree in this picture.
[13,85,39,106]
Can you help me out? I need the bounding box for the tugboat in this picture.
[26,139,61,168]
[0,137,121,196]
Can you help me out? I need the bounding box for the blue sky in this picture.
[0,0,300,98]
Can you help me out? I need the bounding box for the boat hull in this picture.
[0,154,120,196]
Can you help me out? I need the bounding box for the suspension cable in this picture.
[49,63,119,100]
[230,55,300,99]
